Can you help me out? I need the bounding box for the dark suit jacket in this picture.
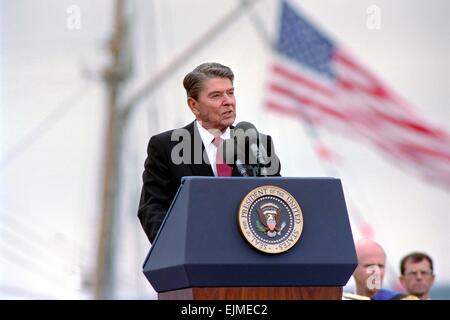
[137,121,281,243]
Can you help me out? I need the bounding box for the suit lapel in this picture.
[185,121,214,176]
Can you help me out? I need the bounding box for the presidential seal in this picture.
[238,185,303,254]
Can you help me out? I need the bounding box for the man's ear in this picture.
[187,97,199,116]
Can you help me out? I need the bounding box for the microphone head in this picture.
[234,121,258,132]
[233,121,259,165]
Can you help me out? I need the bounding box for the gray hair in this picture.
[183,62,234,100]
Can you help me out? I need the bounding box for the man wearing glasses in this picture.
[399,252,436,300]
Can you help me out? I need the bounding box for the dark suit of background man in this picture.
[138,62,281,243]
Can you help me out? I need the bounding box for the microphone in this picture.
[235,158,250,177]
[234,121,269,176]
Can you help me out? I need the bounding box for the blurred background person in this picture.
[399,252,435,300]
[352,238,386,298]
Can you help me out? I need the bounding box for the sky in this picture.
[0,0,449,299]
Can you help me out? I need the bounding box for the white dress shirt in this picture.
[195,120,231,176]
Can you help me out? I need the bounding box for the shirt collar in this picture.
[195,120,231,147]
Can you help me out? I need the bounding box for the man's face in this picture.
[188,77,236,132]
[353,248,386,296]
[400,259,435,299]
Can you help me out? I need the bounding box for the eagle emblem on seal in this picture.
[256,203,287,238]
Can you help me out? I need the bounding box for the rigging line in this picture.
[0,235,85,292]
[0,225,67,270]
[0,284,56,299]
[0,240,67,287]
[0,208,86,253]
[0,221,78,267]
[240,0,272,46]
[120,0,263,121]
[0,84,91,171]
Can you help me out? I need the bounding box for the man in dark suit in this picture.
[138,62,281,243]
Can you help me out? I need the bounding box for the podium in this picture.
[143,177,357,300]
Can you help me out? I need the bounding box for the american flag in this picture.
[265,1,450,189]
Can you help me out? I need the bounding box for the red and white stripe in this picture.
[265,51,450,189]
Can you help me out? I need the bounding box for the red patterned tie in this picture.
[213,137,232,176]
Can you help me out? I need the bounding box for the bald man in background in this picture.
[352,238,386,298]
